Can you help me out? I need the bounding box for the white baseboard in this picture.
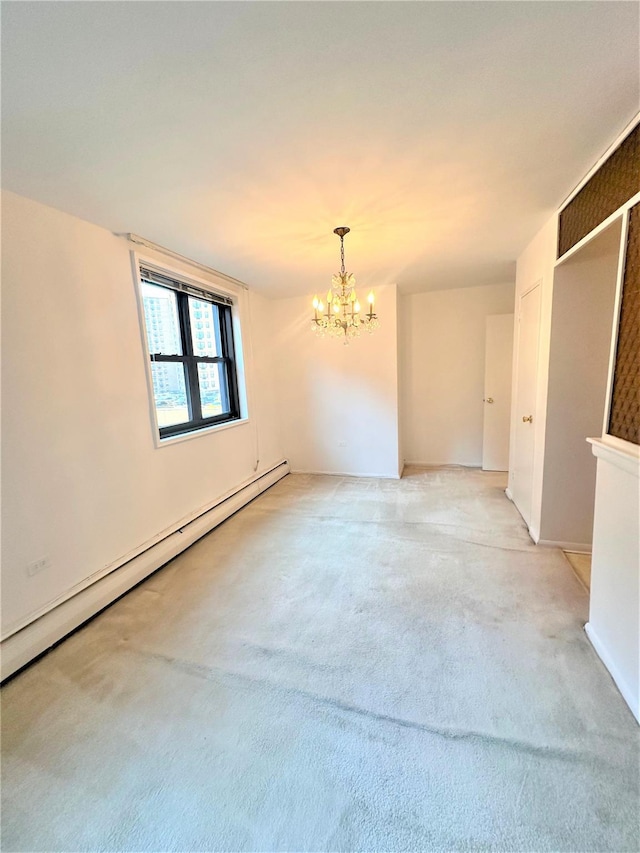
[1,462,289,682]
[290,468,401,480]
[585,622,639,724]
[538,538,592,552]
[404,461,482,469]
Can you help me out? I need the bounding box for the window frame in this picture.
[137,262,243,441]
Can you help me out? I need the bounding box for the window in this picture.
[140,267,241,438]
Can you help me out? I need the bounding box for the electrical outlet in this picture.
[27,557,51,577]
[338,441,347,447]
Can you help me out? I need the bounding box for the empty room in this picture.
[1,2,639,851]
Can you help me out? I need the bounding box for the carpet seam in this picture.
[131,647,628,768]
[241,509,538,554]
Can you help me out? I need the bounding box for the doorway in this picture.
[482,314,514,471]
[538,219,622,550]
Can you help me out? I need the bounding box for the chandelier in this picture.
[311,227,378,341]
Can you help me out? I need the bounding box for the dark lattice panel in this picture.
[609,203,640,445]
[558,124,640,257]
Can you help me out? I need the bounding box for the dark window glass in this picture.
[141,276,240,438]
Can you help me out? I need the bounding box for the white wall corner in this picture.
[585,622,640,724]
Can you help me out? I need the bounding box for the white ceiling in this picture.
[2,2,638,297]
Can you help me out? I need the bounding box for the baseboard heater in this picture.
[1,461,289,682]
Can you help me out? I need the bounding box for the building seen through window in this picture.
[141,273,240,437]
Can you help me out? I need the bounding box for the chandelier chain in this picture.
[340,235,345,276]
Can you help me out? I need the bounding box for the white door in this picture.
[511,284,541,526]
[482,314,514,471]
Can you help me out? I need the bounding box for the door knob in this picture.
[485,397,494,404]
[522,415,533,423]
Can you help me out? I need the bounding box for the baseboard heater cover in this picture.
[1,462,289,682]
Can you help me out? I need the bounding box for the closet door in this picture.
[512,284,541,526]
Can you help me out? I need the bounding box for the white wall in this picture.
[587,440,639,722]
[539,222,621,547]
[274,286,401,478]
[507,119,640,721]
[400,283,514,466]
[1,191,284,638]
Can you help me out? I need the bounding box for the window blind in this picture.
[140,266,234,306]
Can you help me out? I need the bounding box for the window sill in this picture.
[155,416,250,448]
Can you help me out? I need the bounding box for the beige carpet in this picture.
[2,466,638,852]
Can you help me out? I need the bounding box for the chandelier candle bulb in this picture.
[310,226,379,341]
